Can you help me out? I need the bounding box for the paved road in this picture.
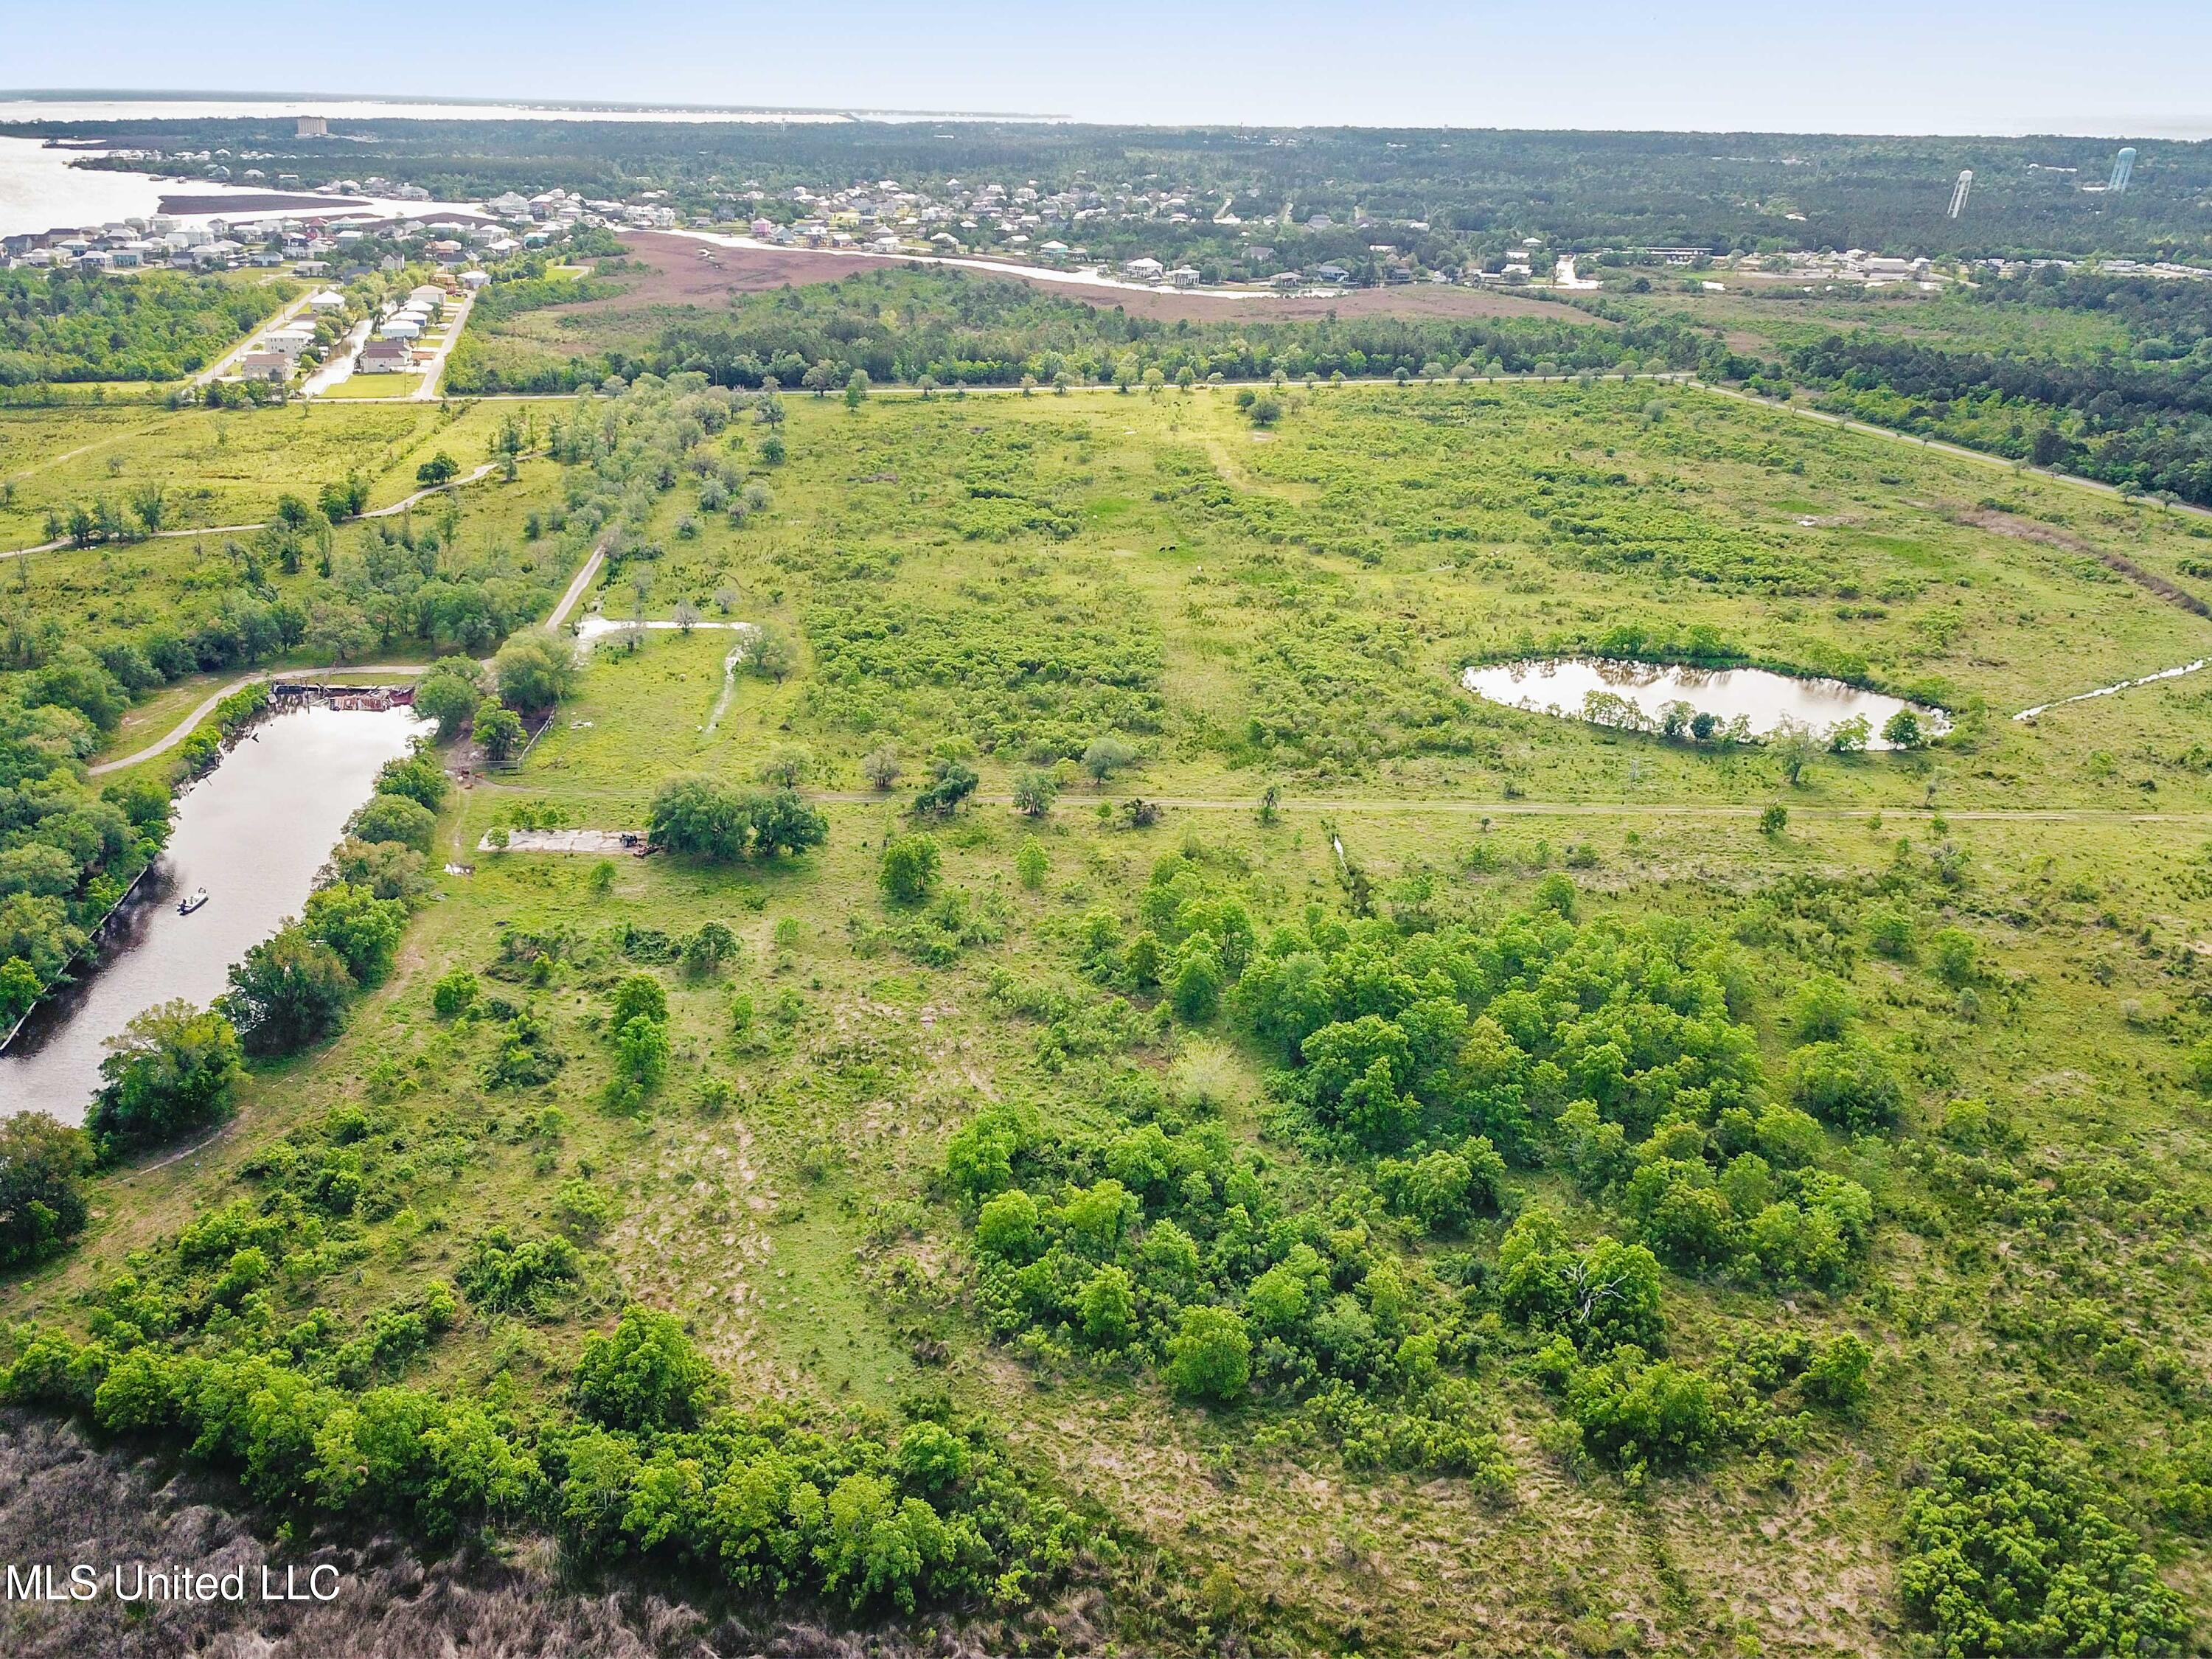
[411,291,475,401]
[88,664,433,776]
[545,546,606,630]
[193,290,313,388]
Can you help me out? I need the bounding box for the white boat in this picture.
[178,887,209,915]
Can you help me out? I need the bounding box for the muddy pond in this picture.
[1461,658,1947,748]
[0,706,427,1123]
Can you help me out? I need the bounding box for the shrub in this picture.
[1902,1420,2185,1658]
[1801,1333,1873,1414]
[431,969,478,1018]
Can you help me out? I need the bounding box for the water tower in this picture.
[2108,147,2135,194]
[1947,170,1973,219]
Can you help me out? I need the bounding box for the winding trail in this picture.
[469,787,2212,828]
[3,454,526,561]
[87,665,431,776]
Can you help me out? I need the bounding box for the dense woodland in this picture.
[1777,273,2212,504]
[0,270,288,385]
[448,262,1705,394]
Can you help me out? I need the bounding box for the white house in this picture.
[307,289,347,313]
[379,317,422,340]
[1122,256,1164,280]
[358,339,413,373]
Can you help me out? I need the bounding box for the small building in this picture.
[307,289,347,312]
[1122,256,1164,280]
[379,316,422,340]
[293,259,330,276]
[459,269,490,291]
[240,352,292,383]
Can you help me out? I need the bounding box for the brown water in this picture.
[0,706,426,1123]
[1461,658,1947,749]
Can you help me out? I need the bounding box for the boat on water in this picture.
[178,886,209,915]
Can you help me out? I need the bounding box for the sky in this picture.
[4,0,2212,137]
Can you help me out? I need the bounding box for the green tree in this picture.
[88,998,244,1152]
[0,1113,92,1264]
[1082,734,1138,782]
[414,667,480,740]
[748,622,799,683]
[1164,1306,1251,1402]
[1012,768,1060,818]
[911,757,978,818]
[1882,708,1929,749]
[347,793,437,853]
[302,883,408,987]
[1784,1040,1905,1133]
[493,632,580,710]
[416,452,458,487]
[1015,836,1048,891]
[473,700,525,764]
[611,973,669,1029]
[574,1306,714,1431]
[220,928,355,1055]
[614,1015,670,1091]
[880,835,941,905]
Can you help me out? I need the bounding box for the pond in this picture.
[0,706,427,1124]
[1461,658,1947,748]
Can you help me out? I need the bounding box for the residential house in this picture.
[240,352,291,383]
[358,339,413,373]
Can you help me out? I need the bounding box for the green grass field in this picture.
[5,376,2210,1657]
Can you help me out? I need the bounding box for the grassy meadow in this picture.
[4,375,2211,1657]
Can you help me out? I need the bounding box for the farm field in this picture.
[3,374,2210,1658]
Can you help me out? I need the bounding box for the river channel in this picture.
[0,706,426,1123]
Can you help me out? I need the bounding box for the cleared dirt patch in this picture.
[613,232,1608,327]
